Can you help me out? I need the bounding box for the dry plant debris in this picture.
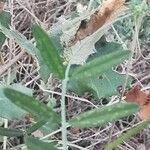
[125,85,150,120]
[72,0,126,45]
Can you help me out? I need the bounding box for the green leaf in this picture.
[68,70,132,99]
[0,23,37,56]
[32,25,65,79]
[25,136,58,150]
[69,103,139,128]
[89,71,132,99]
[39,121,59,136]
[4,88,60,124]
[26,120,47,135]
[71,50,130,80]
[68,40,131,98]
[25,136,57,150]
[0,127,23,137]
[0,24,50,82]
[105,120,150,150]
[0,84,32,120]
[89,37,121,60]
[0,11,11,48]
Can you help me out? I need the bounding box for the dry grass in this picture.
[0,0,150,150]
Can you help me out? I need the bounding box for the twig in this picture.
[15,0,43,26]
[0,50,25,76]
[40,87,98,108]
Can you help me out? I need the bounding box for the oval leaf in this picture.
[25,136,58,150]
[4,88,60,124]
[32,25,65,79]
[69,103,139,128]
[0,127,23,137]
[105,120,150,150]
[71,50,130,80]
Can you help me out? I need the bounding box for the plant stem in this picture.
[61,63,71,150]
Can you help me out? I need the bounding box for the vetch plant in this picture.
[0,0,149,149]
[0,25,142,150]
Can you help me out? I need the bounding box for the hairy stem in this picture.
[61,63,71,150]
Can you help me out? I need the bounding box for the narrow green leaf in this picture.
[4,88,60,124]
[25,136,58,150]
[32,25,65,79]
[0,84,32,120]
[105,120,150,150]
[27,120,47,135]
[0,24,51,82]
[71,50,130,80]
[0,11,11,48]
[0,127,23,137]
[69,103,139,128]
[0,23,37,56]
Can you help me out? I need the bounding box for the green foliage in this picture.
[0,23,37,56]
[68,39,133,98]
[68,70,132,99]
[32,25,65,79]
[129,0,148,18]
[0,24,50,82]
[71,50,130,80]
[4,88,60,124]
[90,37,123,60]
[26,120,47,135]
[25,136,58,150]
[105,120,150,150]
[38,122,58,136]
[69,103,139,128]
[0,84,32,119]
[0,127,23,137]
[0,11,11,48]
[0,3,148,149]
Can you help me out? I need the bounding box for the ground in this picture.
[0,0,150,150]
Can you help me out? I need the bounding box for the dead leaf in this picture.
[138,103,150,120]
[72,0,126,45]
[125,85,150,120]
[60,0,127,65]
[125,85,148,105]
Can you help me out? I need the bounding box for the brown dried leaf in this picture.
[72,0,126,45]
[125,85,150,120]
[125,85,148,105]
